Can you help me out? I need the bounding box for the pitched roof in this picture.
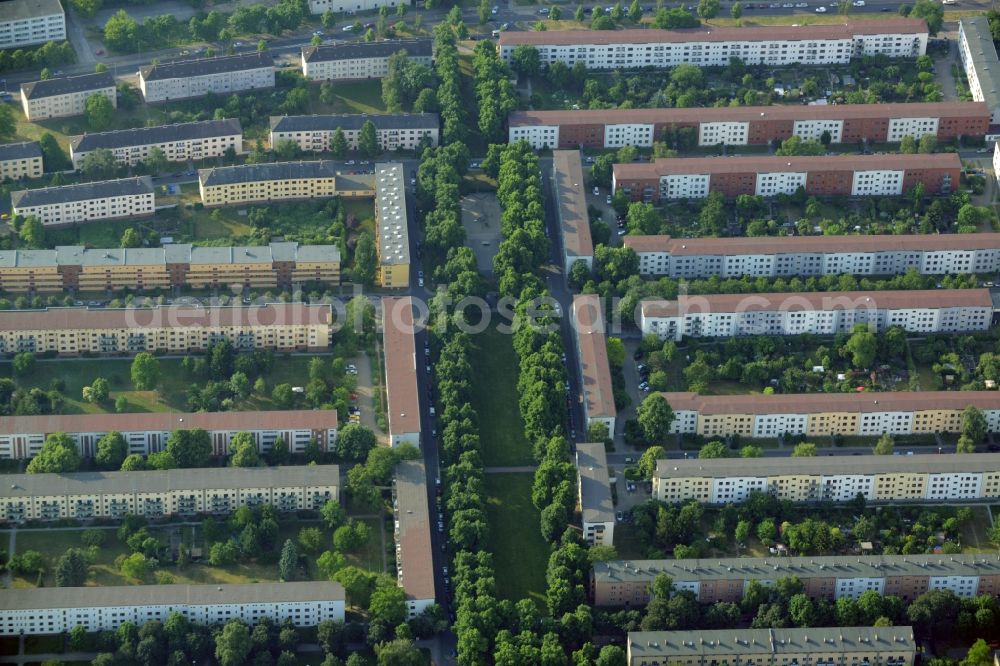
[613,152,962,180]
[960,17,1000,115]
[658,390,1000,416]
[11,176,153,209]
[553,150,593,262]
[21,72,115,100]
[510,101,989,128]
[576,442,614,524]
[1,582,345,611]
[623,232,1000,256]
[0,0,63,21]
[0,141,42,162]
[382,297,421,438]
[394,460,437,603]
[70,119,242,154]
[139,52,273,81]
[198,160,347,187]
[302,39,432,62]
[0,242,339,269]
[0,409,338,437]
[639,288,995,317]
[0,303,331,332]
[654,452,1000,478]
[573,295,617,421]
[270,113,439,132]
[498,18,928,46]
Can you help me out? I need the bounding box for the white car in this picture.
[491,5,499,12]
[815,6,826,11]
[342,25,354,31]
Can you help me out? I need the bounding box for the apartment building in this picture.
[0,303,331,356]
[958,17,1000,124]
[593,553,1000,607]
[11,176,154,227]
[554,150,594,273]
[0,465,340,522]
[639,289,995,341]
[383,297,421,448]
[20,71,116,121]
[301,39,433,81]
[0,142,43,181]
[1,582,345,636]
[374,163,410,288]
[498,19,928,70]
[0,242,340,294]
[659,391,1000,439]
[0,410,338,460]
[576,442,615,547]
[624,233,1000,279]
[509,102,990,150]
[613,154,961,202]
[138,52,275,103]
[309,0,401,12]
[0,0,65,50]
[653,454,1000,505]
[626,627,916,666]
[572,295,617,435]
[198,160,374,206]
[393,460,438,618]
[270,113,439,153]
[69,119,244,169]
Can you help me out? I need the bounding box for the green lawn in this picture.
[326,80,386,114]
[959,506,995,554]
[23,635,64,655]
[468,325,535,466]
[484,473,548,606]
[0,355,323,415]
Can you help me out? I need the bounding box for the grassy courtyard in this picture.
[484,473,549,606]
[468,325,534,467]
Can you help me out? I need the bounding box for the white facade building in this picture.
[553,150,593,272]
[270,113,439,153]
[138,52,275,102]
[624,233,1000,278]
[70,119,244,169]
[11,177,155,227]
[959,17,1000,124]
[577,443,615,547]
[393,461,438,618]
[309,0,401,13]
[1,583,345,636]
[498,19,928,70]
[0,0,65,50]
[301,40,433,81]
[20,72,116,121]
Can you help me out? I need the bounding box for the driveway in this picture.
[617,338,644,451]
[354,350,387,446]
[932,34,959,102]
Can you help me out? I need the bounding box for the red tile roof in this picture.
[394,460,437,603]
[624,232,1000,255]
[553,150,594,262]
[573,295,617,421]
[660,390,1000,415]
[0,410,338,435]
[382,297,421,438]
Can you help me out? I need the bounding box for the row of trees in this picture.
[0,40,74,75]
[472,41,517,144]
[434,18,468,146]
[381,50,437,114]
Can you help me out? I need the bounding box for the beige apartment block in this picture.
[198,160,374,207]
[0,410,338,460]
[0,303,331,356]
[383,297,421,447]
[393,460,437,618]
[626,627,916,666]
[20,71,116,121]
[0,465,339,522]
[0,142,43,180]
[572,295,617,434]
[70,119,243,169]
[270,113,439,153]
[374,163,410,288]
[0,0,65,50]
[553,150,593,273]
[301,39,433,81]
[11,176,154,227]
[139,52,274,102]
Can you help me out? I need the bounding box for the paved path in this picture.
[356,349,386,446]
[484,466,538,474]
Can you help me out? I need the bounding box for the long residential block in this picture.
[498,19,928,70]
[301,39,433,81]
[553,150,594,273]
[20,71,116,121]
[0,465,340,522]
[383,297,421,448]
[374,162,410,288]
[577,442,614,547]
[138,52,275,103]
[624,233,1000,278]
[958,17,1000,124]
[0,0,64,50]
[11,176,154,227]
[654,453,1000,505]
[0,142,43,181]
[593,554,1000,607]
[639,289,996,341]
[626,627,916,666]
[613,154,961,202]
[660,391,1000,439]
[572,295,617,434]
[0,242,340,294]
[69,119,244,169]
[0,582,345,636]
[198,160,375,207]
[0,303,331,355]
[509,102,990,150]
[0,410,338,461]
[270,113,439,153]
[309,0,401,12]
[393,460,438,618]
